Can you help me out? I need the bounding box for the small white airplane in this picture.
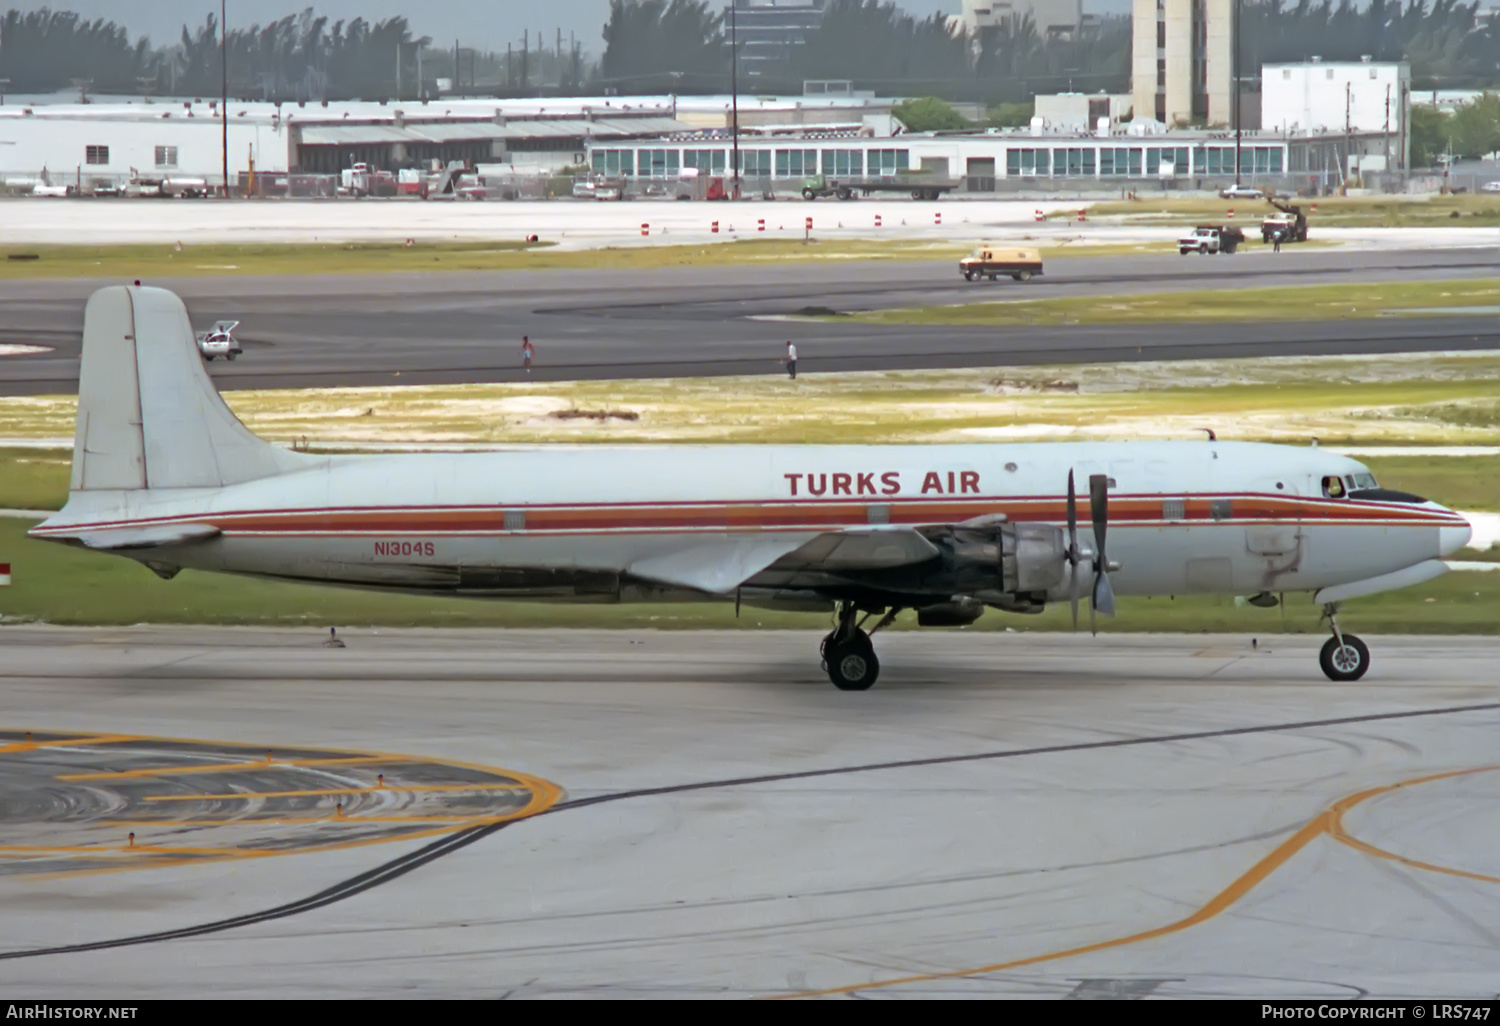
[32,286,1472,690]
[194,320,242,362]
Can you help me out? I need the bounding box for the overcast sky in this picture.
[21,1,1130,53]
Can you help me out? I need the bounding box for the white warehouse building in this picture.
[1261,58,1411,170]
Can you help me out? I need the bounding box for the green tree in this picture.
[599,0,723,86]
[985,101,1033,127]
[1409,102,1451,165]
[892,96,970,131]
[1446,91,1500,158]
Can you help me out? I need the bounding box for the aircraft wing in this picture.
[210,320,240,335]
[625,527,943,595]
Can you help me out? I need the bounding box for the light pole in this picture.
[221,0,229,197]
[1232,0,1241,187]
[730,1,739,200]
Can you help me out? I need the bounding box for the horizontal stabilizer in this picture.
[71,523,222,551]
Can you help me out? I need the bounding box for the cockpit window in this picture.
[1351,472,1378,489]
[1321,475,1346,498]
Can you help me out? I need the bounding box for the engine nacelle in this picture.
[946,522,1067,597]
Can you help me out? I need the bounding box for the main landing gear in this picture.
[821,602,899,691]
[1318,603,1370,682]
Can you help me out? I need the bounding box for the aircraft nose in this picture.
[1440,517,1473,558]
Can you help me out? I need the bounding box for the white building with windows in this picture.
[960,0,1084,37]
[1262,58,1411,170]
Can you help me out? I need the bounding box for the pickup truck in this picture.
[959,245,1043,282]
[1178,224,1245,255]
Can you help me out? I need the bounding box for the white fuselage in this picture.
[36,440,1471,606]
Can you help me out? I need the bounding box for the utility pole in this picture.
[730,0,739,199]
[221,0,229,197]
[1232,0,1241,186]
[1350,81,1362,185]
[1384,82,1391,174]
[395,42,401,98]
[454,39,459,94]
[522,30,529,93]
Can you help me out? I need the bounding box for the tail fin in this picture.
[71,285,305,491]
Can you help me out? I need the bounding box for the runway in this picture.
[2,626,1499,998]
[2,246,1499,394]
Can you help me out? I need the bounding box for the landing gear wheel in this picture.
[226,351,238,361]
[826,630,879,691]
[1319,634,1370,681]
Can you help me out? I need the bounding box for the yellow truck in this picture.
[959,245,1044,283]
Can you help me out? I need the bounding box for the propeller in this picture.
[1088,473,1116,633]
[1065,470,1081,629]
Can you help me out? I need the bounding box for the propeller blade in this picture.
[1093,572,1117,619]
[1088,473,1111,635]
[1066,470,1079,629]
[1069,556,1079,630]
[1089,473,1108,566]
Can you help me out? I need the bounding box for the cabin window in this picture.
[1321,475,1346,499]
[1210,499,1233,521]
[503,510,525,531]
[1162,499,1186,521]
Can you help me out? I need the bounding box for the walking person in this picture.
[521,335,535,374]
[784,340,798,380]
[1272,229,1283,254]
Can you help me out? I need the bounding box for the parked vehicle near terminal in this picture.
[195,320,242,362]
[960,245,1044,282]
[800,173,960,201]
[1218,184,1265,200]
[1178,225,1245,255]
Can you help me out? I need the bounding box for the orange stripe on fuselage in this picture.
[32,493,1464,539]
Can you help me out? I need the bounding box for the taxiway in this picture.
[1,627,1497,998]
[2,247,1499,394]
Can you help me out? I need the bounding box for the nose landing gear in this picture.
[821,603,898,691]
[1318,603,1370,681]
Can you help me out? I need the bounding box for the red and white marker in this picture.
[1077,208,1087,222]
[0,563,10,587]
[1227,208,1235,219]
[1034,209,1044,222]
[757,218,765,232]
[640,223,649,236]
[874,214,882,228]
[711,221,719,234]
[934,211,942,225]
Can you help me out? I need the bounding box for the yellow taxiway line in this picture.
[784,763,1500,999]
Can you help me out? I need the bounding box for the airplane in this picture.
[31,285,1473,690]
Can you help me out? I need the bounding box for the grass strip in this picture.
[1074,194,1500,227]
[848,278,1500,326]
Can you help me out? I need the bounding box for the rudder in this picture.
[71,285,306,491]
